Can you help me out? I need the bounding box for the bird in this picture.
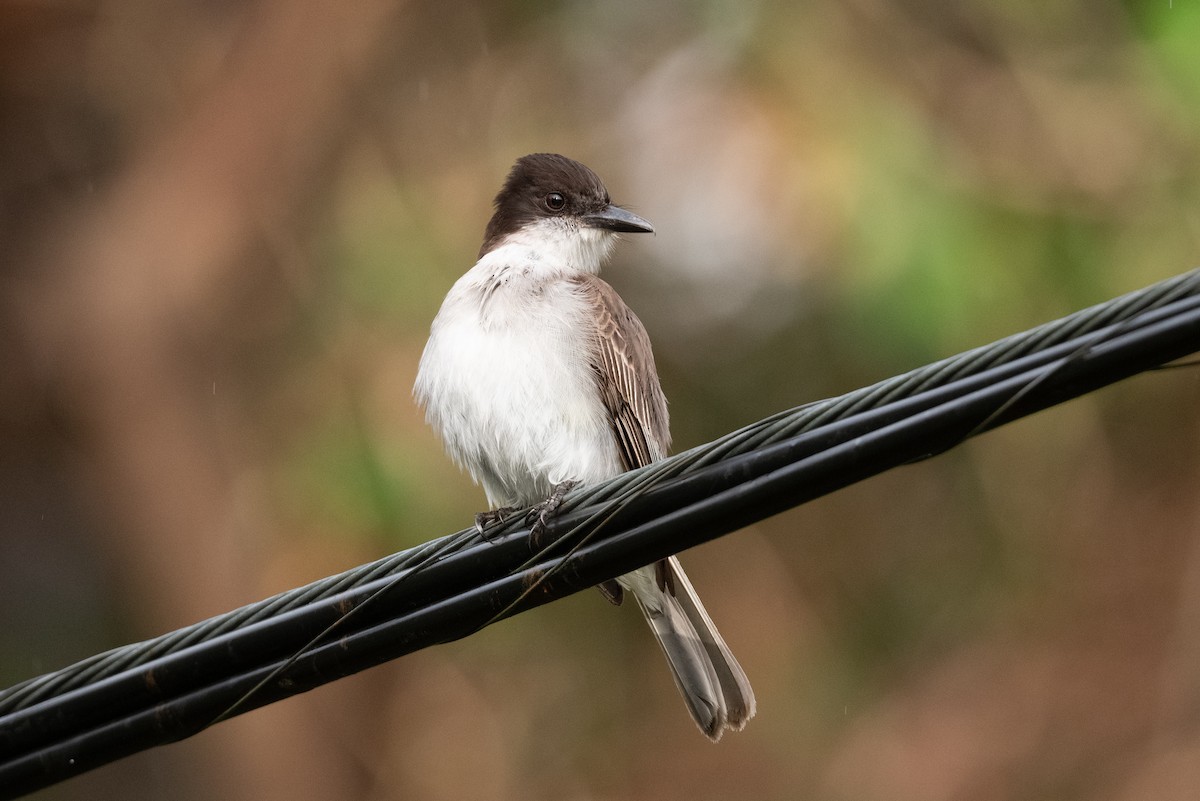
[414,153,755,740]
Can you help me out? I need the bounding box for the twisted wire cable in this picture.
[0,268,1197,798]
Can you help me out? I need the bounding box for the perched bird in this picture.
[414,153,755,740]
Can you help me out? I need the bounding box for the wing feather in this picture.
[570,275,670,471]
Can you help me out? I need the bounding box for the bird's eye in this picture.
[545,192,566,211]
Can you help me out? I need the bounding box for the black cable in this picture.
[1,269,1198,798]
[4,269,1194,719]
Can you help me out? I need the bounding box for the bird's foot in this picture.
[526,479,579,547]
[475,506,518,540]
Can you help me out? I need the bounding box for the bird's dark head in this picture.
[478,153,653,263]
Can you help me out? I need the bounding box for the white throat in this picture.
[489,217,617,276]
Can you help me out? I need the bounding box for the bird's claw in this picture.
[526,479,579,547]
[474,506,518,540]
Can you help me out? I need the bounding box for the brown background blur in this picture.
[3,2,1200,799]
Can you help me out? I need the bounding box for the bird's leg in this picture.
[475,506,518,540]
[525,479,579,546]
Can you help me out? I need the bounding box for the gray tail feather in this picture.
[624,557,756,740]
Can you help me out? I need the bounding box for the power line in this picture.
[1,268,1198,798]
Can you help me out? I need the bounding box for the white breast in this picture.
[414,243,623,508]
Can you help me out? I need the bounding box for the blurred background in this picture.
[2,1,1200,799]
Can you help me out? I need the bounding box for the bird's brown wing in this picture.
[571,274,671,470]
[571,274,673,598]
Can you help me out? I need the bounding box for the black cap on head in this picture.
[479,153,653,257]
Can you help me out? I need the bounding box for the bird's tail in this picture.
[621,556,756,740]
